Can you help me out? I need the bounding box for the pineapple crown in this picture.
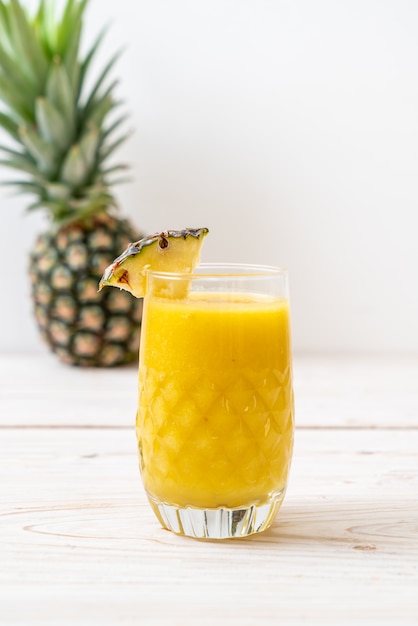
[0,0,130,226]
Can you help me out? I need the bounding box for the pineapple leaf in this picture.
[58,0,87,91]
[34,0,54,57]
[0,39,37,99]
[62,23,81,93]
[33,0,45,27]
[0,111,20,141]
[0,156,42,178]
[46,56,75,128]
[69,191,115,214]
[82,48,124,117]
[78,23,109,98]
[35,97,72,150]
[72,187,111,205]
[104,175,132,186]
[0,2,9,23]
[0,179,43,196]
[25,199,47,212]
[0,142,45,177]
[0,2,13,54]
[60,144,86,187]
[18,125,57,174]
[58,0,88,56]
[45,189,116,227]
[84,93,115,129]
[99,131,132,164]
[45,181,71,200]
[0,73,33,123]
[8,0,48,85]
[101,112,130,143]
[79,124,99,172]
[101,163,129,176]
[0,142,35,160]
[26,198,68,219]
[0,0,129,226]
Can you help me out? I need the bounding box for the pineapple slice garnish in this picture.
[98,228,209,298]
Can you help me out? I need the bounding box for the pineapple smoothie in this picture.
[137,289,294,510]
[100,229,294,538]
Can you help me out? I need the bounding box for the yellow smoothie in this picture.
[137,291,294,509]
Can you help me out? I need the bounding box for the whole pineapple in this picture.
[0,0,142,366]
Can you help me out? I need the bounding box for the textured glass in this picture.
[137,265,294,539]
[148,497,284,540]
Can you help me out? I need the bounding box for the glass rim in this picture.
[146,263,288,280]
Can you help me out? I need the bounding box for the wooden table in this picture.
[1,354,417,625]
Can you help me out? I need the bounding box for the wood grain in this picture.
[294,354,418,428]
[1,426,417,625]
[1,353,417,427]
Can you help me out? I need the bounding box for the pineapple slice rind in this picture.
[99,228,209,298]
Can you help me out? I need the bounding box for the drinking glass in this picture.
[136,264,294,539]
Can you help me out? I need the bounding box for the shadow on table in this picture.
[255,498,418,548]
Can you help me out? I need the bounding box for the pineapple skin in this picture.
[29,213,143,367]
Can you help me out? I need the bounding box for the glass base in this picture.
[147,493,285,539]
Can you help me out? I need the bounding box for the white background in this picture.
[1,0,417,355]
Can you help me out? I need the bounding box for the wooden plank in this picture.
[0,353,138,427]
[0,428,417,624]
[294,354,418,428]
[1,353,417,428]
